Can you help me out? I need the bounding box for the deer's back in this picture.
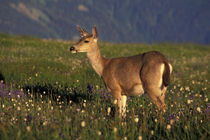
[102,51,169,94]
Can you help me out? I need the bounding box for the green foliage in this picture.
[0,34,209,139]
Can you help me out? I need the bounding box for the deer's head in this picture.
[70,25,98,53]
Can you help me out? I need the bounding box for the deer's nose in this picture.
[70,46,75,52]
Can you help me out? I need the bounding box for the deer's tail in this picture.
[163,62,172,87]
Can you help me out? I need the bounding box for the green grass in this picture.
[0,34,209,139]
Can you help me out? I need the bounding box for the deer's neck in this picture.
[87,43,106,76]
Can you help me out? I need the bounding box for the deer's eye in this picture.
[84,40,89,43]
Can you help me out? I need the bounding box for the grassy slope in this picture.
[0,34,209,139]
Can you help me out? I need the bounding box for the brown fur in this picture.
[70,25,172,115]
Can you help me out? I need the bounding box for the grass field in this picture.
[0,33,209,139]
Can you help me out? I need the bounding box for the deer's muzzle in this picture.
[70,46,77,53]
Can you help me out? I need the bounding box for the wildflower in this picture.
[17,106,21,111]
[197,107,201,113]
[205,98,208,102]
[138,136,142,140]
[134,117,139,123]
[154,118,158,123]
[107,107,111,115]
[113,127,117,133]
[121,122,127,126]
[170,119,175,125]
[187,99,191,104]
[167,124,171,130]
[2,104,5,108]
[185,86,190,91]
[43,121,47,126]
[151,130,154,135]
[83,103,86,107]
[81,121,86,127]
[51,106,54,110]
[38,107,41,111]
[184,125,188,130]
[97,131,102,136]
[35,73,38,77]
[26,126,31,132]
[12,117,15,121]
[124,137,127,140]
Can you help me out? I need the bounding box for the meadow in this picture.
[0,33,209,140]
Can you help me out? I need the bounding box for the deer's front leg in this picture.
[112,91,127,117]
[121,95,127,117]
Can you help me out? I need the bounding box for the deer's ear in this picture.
[76,25,90,38]
[92,25,98,38]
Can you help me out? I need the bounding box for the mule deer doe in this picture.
[70,25,172,116]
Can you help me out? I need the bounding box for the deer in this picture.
[70,25,172,117]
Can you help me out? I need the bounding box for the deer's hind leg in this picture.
[141,63,166,111]
[146,88,164,110]
[159,86,167,111]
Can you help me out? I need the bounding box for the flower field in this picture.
[0,34,209,139]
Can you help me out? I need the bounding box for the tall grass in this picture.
[0,34,209,139]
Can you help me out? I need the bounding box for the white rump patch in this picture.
[169,63,173,73]
[159,64,165,87]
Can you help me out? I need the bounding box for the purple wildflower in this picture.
[98,88,112,100]
[0,82,25,98]
[168,113,176,121]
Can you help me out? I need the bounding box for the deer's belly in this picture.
[127,84,144,96]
